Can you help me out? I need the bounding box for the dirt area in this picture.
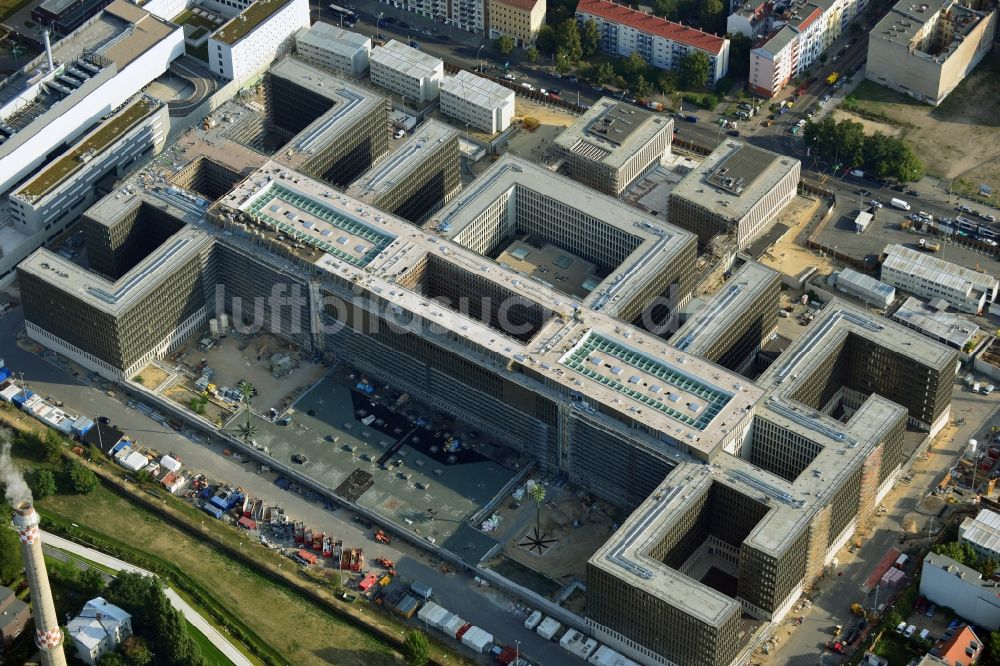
[135,364,170,390]
[758,196,833,276]
[167,333,326,412]
[164,383,233,426]
[839,59,1000,197]
[830,109,902,138]
[489,485,622,586]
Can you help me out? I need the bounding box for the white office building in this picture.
[439,70,514,134]
[294,22,370,75]
[369,40,444,103]
[9,97,168,236]
[881,243,999,315]
[208,0,310,85]
[832,267,896,308]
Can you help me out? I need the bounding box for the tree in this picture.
[620,51,648,86]
[0,502,21,586]
[932,541,978,567]
[529,481,546,537]
[679,51,710,89]
[404,629,430,666]
[582,18,600,57]
[634,75,653,99]
[557,19,582,61]
[652,0,678,19]
[98,654,127,666]
[29,468,57,499]
[988,630,1000,665]
[43,429,64,464]
[726,33,753,79]
[982,558,998,579]
[105,573,202,666]
[69,462,99,494]
[699,0,724,33]
[525,46,539,62]
[495,34,515,56]
[657,71,678,94]
[79,568,107,597]
[594,61,615,85]
[121,636,153,666]
[536,25,557,55]
[555,49,572,74]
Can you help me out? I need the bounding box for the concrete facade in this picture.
[370,40,444,103]
[438,70,514,133]
[208,0,309,84]
[294,22,371,75]
[920,551,1000,631]
[880,244,999,315]
[487,0,546,46]
[866,0,997,106]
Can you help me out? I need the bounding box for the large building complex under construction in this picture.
[14,51,960,666]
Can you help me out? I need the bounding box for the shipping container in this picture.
[442,615,467,639]
[537,617,561,640]
[524,610,543,630]
[410,581,432,600]
[417,601,448,628]
[461,626,494,653]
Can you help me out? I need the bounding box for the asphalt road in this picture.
[168,56,218,118]
[41,531,255,666]
[0,307,581,666]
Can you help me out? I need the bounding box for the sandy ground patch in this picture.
[136,364,170,390]
[758,196,833,276]
[830,109,902,138]
[504,98,579,164]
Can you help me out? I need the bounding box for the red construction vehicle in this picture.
[303,528,313,547]
[342,548,365,572]
[312,531,324,552]
[293,522,305,544]
[323,536,333,558]
[374,529,390,544]
[375,557,394,569]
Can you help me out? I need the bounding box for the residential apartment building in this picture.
[66,598,132,666]
[488,0,546,46]
[576,0,730,85]
[295,22,371,75]
[668,140,800,248]
[727,0,771,39]
[867,0,997,106]
[378,0,484,33]
[880,243,999,315]
[370,40,444,103]
[208,0,310,84]
[8,97,169,236]
[553,97,673,197]
[347,119,461,224]
[439,70,514,133]
[748,0,868,97]
[920,552,1000,631]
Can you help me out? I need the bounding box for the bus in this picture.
[328,4,358,25]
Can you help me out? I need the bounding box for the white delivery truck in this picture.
[891,198,911,211]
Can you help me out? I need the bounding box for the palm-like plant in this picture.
[234,381,257,443]
[529,482,546,537]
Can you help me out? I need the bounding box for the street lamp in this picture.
[376,11,383,37]
[515,640,520,664]
[477,43,485,72]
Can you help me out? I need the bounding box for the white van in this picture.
[985,384,995,395]
[905,625,916,638]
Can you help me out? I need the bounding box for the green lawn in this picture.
[0,0,34,22]
[188,618,234,666]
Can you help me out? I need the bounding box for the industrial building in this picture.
[959,508,1000,563]
[208,0,310,84]
[0,0,184,287]
[866,0,997,106]
[346,119,461,224]
[438,70,515,134]
[487,0,546,46]
[369,40,444,103]
[553,98,673,197]
[832,267,896,309]
[668,140,800,248]
[8,96,168,235]
[294,22,371,75]
[576,0,730,85]
[880,243,999,315]
[428,154,698,325]
[32,0,114,35]
[670,261,780,375]
[16,58,961,664]
[920,551,1000,631]
[891,296,979,351]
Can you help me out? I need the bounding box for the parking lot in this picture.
[243,369,525,559]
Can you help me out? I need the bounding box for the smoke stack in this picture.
[42,29,54,73]
[12,500,67,666]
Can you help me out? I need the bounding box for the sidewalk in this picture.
[41,530,253,666]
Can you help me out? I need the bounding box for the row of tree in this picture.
[803,116,925,183]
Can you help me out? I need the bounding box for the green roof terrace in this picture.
[212,0,295,45]
[16,97,161,203]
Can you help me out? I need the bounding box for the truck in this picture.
[890,198,911,211]
[312,531,324,552]
[826,72,840,85]
[918,238,941,252]
[646,101,664,111]
[894,554,909,569]
[294,549,319,566]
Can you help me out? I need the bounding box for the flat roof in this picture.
[553,97,671,171]
[428,155,696,317]
[15,97,162,202]
[576,0,728,55]
[295,22,371,57]
[213,0,298,45]
[370,40,443,80]
[215,160,759,459]
[101,0,178,68]
[882,243,999,295]
[670,140,800,219]
[891,296,979,348]
[870,0,985,51]
[346,119,457,201]
[671,262,779,357]
[439,70,514,109]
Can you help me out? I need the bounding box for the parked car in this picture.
[856,189,871,196]
[926,604,937,618]
[985,214,997,222]
[292,453,308,464]
[870,200,883,208]
[393,129,405,139]
[906,189,919,197]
